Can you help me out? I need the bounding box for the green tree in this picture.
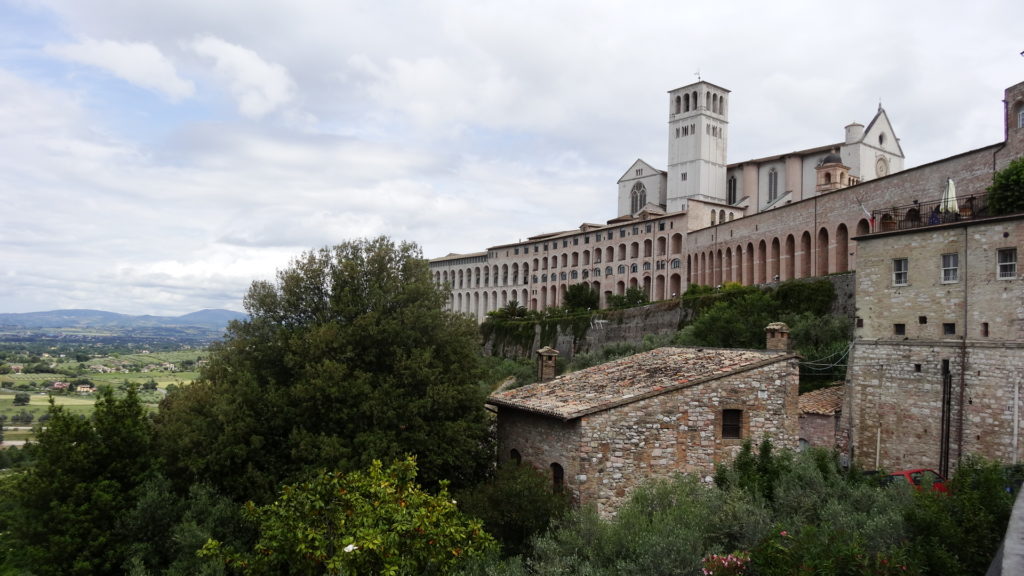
[11,391,30,406]
[155,237,494,503]
[457,463,569,557]
[988,156,1024,216]
[203,457,495,576]
[607,286,649,309]
[563,283,599,312]
[2,387,155,575]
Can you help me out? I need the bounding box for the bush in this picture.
[457,463,569,557]
[988,156,1024,216]
[12,392,30,406]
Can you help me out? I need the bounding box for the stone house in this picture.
[847,209,1024,475]
[488,331,799,515]
[798,385,844,451]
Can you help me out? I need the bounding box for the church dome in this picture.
[821,152,843,165]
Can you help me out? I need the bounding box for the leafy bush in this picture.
[988,156,1024,216]
[457,463,569,557]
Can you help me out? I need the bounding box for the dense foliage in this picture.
[460,444,1013,576]
[203,457,495,576]
[1,388,156,575]
[154,237,493,503]
[988,156,1024,216]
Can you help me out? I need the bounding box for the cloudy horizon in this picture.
[1,0,1022,316]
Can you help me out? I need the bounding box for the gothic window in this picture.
[674,95,682,114]
[684,93,690,112]
[727,176,737,205]
[768,168,779,202]
[626,180,643,214]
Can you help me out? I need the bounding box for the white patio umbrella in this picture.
[940,178,958,214]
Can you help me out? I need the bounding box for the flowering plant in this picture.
[701,551,750,576]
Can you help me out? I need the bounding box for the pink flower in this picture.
[779,530,789,537]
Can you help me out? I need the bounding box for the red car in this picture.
[887,468,949,492]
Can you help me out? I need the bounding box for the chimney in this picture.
[536,346,560,382]
[765,322,791,351]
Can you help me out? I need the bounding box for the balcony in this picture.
[870,193,990,233]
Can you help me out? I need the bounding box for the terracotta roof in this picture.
[799,385,844,415]
[488,346,795,421]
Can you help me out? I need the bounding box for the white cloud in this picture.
[45,38,194,101]
[190,35,296,118]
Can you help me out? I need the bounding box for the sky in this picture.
[1,0,1022,316]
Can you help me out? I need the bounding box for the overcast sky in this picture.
[1,0,1021,316]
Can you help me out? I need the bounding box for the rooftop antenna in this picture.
[694,69,702,81]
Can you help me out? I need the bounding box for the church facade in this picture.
[430,79,1021,323]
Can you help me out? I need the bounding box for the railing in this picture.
[870,193,990,233]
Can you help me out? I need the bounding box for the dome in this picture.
[821,152,843,165]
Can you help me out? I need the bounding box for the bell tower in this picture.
[666,80,730,212]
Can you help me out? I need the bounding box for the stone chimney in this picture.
[536,346,560,382]
[765,322,791,351]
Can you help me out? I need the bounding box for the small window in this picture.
[682,172,688,181]
[941,253,959,283]
[893,258,909,286]
[943,323,956,336]
[550,463,564,491]
[856,317,864,328]
[981,322,990,337]
[722,409,742,439]
[510,449,522,465]
[914,364,922,373]
[894,323,906,336]
[919,316,928,325]
[998,248,1017,279]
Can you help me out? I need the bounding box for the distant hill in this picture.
[0,309,248,344]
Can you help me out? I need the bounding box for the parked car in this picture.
[886,468,948,492]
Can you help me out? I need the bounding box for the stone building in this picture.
[847,206,1024,475]
[798,385,844,450]
[430,79,1024,324]
[488,344,800,515]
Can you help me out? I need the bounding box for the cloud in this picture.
[45,38,194,101]
[190,35,296,118]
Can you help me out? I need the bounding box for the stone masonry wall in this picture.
[800,413,839,449]
[847,340,1024,472]
[568,357,800,515]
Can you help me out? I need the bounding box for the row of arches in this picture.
[674,90,727,116]
[448,272,686,320]
[687,220,867,286]
[433,234,686,290]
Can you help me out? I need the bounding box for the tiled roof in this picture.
[488,346,794,421]
[798,384,844,415]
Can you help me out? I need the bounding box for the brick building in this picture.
[488,343,799,516]
[847,210,1024,475]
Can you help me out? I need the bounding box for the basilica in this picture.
[429,79,1016,323]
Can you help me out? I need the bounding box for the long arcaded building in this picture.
[430,79,1023,323]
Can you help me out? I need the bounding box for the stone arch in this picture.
[630,242,639,259]
[784,234,796,280]
[745,242,754,286]
[671,233,683,254]
[643,239,652,257]
[669,273,682,298]
[817,227,830,276]
[724,247,733,283]
[655,274,665,300]
[799,231,812,278]
[856,218,870,236]
[657,235,667,256]
[771,237,781,281]
[835,223,849,273]
[757,239,768,284]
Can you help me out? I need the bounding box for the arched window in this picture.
[510,449,521,465]
[617,264,626,274]
[683,93,690,112]
[674,95,682,114]
[605,266,613,276]
[630,182,647,214]
[671,258,681,269]
[768,168,779,202]
[727,176,737,205]
[550,463,564,491]
[630,263,638,273]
